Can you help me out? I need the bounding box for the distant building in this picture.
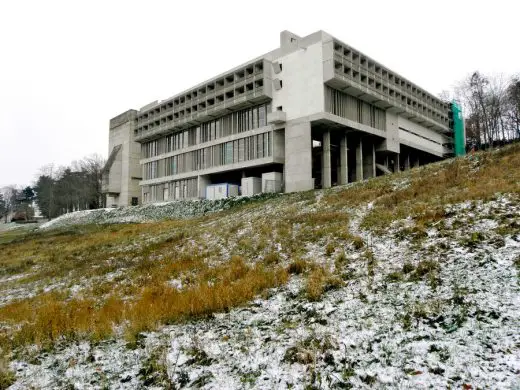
[103,30,462,206]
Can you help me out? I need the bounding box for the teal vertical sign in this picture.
[452,101,466,156]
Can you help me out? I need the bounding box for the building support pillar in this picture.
[339,133,348,185]
[322,130,331,188]
[284,121,314,192]
[404,154,411,170]
[394,153,400,173]
[413,156,420,168]
[363,140,376,179]
[356,137,363,182]
[372,144,376,178]
[198,175,210,199]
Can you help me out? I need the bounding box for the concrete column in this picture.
[404,154,411,170]
[413,156,420,168]
[372,144,376,178]
[285,121,314,192]
[363,140,376,179]
[394,153,400,173]
[198,175,210,198]
[322,130,331,188]
[356,137,363,182]
[339,134,348,185]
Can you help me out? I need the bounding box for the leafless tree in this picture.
[455,71,520,148]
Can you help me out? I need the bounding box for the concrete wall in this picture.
[106,110,141,206]
[284,121,313,192]
[378,111,400,153]
[271,40,325,121]
[397,116,449,157]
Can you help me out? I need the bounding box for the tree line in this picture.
[1,154,105,221]
[455,72,520,149]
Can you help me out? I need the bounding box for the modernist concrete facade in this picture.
[102,110,142,207]
[104,30,457,205]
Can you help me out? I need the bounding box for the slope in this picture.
[1,144,519,389]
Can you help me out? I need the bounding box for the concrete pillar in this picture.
[322,130,331,188]
[414,156,420,168]
[339,134,348,185]
[394,153,400,173]
[363,140,376,179]
[372,144,376,178]
[356,137,363,182]
[404,154,411,170]
[198,175,210,198]
[285,121,314,192]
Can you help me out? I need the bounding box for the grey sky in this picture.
[1,0,518,188]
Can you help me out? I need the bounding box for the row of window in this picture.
[141,103,271,159]
[333,59,449,125]
[142,132,272,180]
[325,87,386,131]
[142,178,198,203]
[137,61,265,122]
[333,40,449,113]
[142,129,197,158]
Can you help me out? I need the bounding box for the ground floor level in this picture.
[139,116,446,203]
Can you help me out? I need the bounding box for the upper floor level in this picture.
[116,30,453,147]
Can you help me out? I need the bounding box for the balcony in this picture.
[267,110,286,124]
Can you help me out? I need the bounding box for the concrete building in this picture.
[102,110,141,207]
[104,30,458,205]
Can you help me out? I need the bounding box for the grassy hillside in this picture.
[1,144,520,389]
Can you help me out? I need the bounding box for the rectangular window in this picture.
[225,142,233,164]
[258,105,266,127]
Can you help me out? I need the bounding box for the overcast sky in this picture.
[0,0,518,188]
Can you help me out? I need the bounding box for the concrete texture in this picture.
[356,138,363,182]
[322,130,331,188]
[103,110,141,207]
[339,134,348,185]
[284,121,313,192]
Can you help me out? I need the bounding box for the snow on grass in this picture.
[8,194,520,389]
[40,194,281,230]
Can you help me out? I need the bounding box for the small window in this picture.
[131,197,138,206]
[277,106,283,111]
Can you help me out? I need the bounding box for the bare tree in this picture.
[506,76,520,139]
[455,71,519,148]
[0,186,21,223]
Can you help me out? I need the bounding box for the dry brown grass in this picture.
[0,255,288,351]
[3,144,517,356]
[304,266,343,301]
[0,357,15,390]
[0,194,355,353]
[341,144,520,233]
